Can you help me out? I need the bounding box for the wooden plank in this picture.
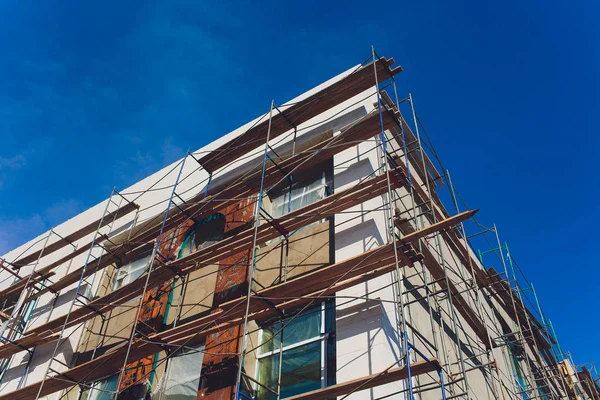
[198,57,402,173]
[47,108,394,304]
[3,214,467,399]
[10,201,138,268]
[395,216,492,349]
[397,209,478,244]
[2,167,406,358]
[0,201,139,302]
[25,242,154,303]
[124,109,394,247]
[283,359,440,400]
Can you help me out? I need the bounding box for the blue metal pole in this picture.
[439,369,448,400]
[235,100,275,400]
[115,154,188,397]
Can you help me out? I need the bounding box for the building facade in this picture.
[0,54,595,400]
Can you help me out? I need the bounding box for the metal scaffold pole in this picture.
[446,169,502,400]
[235,99,275,400]
[114,155,189,398]
[372,45,415,400]
[372,46,448,400]
[493,225,539,399]
[0,229,53,341]
[35,188,123,399]
[391,76,444,373]
[407,92,470,399]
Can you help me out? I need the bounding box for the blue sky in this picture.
[0,0,598,372]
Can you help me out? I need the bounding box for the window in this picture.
[81,375,118,400]
[270,173,327,219]
[255,303,334,400]
[159,344,204,399]
[113,255,152,290]
[177,214,225,259]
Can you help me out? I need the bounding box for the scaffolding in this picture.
[0,50,586,400]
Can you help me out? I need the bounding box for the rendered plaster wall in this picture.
[332,90,408,399]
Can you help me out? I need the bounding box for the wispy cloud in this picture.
[0,214,46,256]
[44,199,85,226]
[0,151,31,189]
[160,137,185,166]
[0,154,27,170]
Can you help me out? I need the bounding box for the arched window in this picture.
[177,213,226,259]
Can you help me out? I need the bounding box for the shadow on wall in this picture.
[335,218,384,256]
[334,157,374,191]
[203,106,368,195]
[335,298,401,361]
[26,283,90,327]
[336,299,383,342]
[0,338,74,388]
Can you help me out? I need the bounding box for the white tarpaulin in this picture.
[155,344,204,400]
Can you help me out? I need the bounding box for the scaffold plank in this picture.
[10,201,139,269]
[0,167,407,360]
[282,359,440,400]
[398,210,478,243]
[33,108,396,304]
[2,213,467,399]
[0,201,139,302]
[198,57,401,173]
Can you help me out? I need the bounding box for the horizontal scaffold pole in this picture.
[0,163,409,361]
[0,211,472,400]
[24,108,398,305]
[198,57,402,173]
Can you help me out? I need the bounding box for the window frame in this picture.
[82,374,118,400]
[270,172,327,219]
[158,343,205,400]
[254,302,330,399]
[112,255,151,291]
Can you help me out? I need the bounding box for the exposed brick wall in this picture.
[119,197,255,398]
[199,198,255,400]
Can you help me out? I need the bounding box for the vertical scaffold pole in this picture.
[391,79,443,368]
[0,229,53,341]
[372,46,417,400]
[114,154,188,398]
[408,93,471,399]
[35,188,121,400]
[494,225,538,399]
[88,205,140,366]
[235,99,275,400]
[505,243,549,399]
[446,169,502,400]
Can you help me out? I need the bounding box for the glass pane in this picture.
[259,321,282,355]
[128,265,146,283]
[164,345,204,400]
[114,256,150,289]
[114,279,124,290]
[282,309,321,347]
[87,375,118,400]
[279,341,322,398]
[257,354,280,400]
[271,174,325,218]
